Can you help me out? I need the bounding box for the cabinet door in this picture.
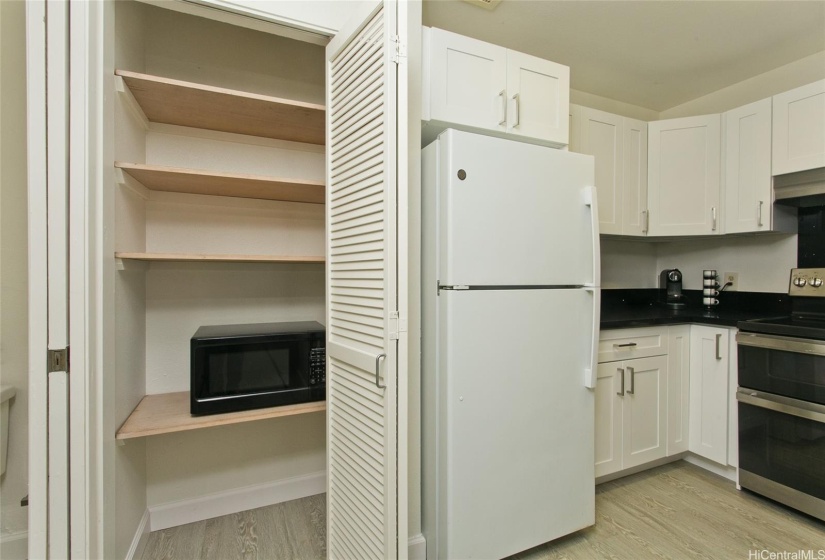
[689,326,730,465]
[622,356,668,470]
[773,80,825,175]
[648,115,721,236]
[595,362,624,478]
[506,49,569,146]
[427,27,507,133]
[666,325,690,455]
[579,107,623,235]
[724,98,772,233]
[622,118,649,236]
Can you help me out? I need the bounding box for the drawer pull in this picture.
[613,342,638,349]
[617,368,625,396]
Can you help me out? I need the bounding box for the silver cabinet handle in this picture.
[511,93,520,127]
[642,210,649,234]
[627,367,635,394]
[617,368,625,396]
[715,334,722,360]
[757,200,764,227]
[711,207,717,231]
[375,353,386,389]
[613,342,637,348]
[497,90,506,126]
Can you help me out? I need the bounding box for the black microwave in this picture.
[190,321,325,416]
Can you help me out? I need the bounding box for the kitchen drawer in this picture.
[598,327,668,363]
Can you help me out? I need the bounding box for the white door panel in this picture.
[595,362,623,477]
[437,129,595,286]
[440,289,594,559]
[505,50,569,145]
[622,356,667,469]
[326,2,407,558]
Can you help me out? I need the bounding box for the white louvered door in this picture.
[326,2,408,559]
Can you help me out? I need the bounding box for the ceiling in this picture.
[423,1,825,112]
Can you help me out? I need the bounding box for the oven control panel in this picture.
[789,268,825,297]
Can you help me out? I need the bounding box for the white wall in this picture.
[0,0,29,548]
[600,238,658,289]
[600,234,797,293]
[571,89,659,122]
[656,235,797,292]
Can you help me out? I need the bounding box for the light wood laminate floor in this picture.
[140,461,824,560]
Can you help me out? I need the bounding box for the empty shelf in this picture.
[115,252,325,264]
[116,162,325,204]
[116,69,325,145]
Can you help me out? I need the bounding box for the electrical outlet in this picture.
[723,272,738,291]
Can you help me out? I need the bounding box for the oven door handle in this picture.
[736,332,825,356]
[737,388,825,423]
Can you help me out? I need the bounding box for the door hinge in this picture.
[391,34,406,64]
[389,311,407,340]
[48,347,69,373]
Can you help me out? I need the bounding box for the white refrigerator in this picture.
[422,129,599,559]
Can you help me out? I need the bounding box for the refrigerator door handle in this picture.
[584,286,600,389]
[583,186,601,287]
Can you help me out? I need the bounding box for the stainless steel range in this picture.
[737,268,825,521]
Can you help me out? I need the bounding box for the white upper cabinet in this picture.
[622,118,649,236]
[724,98,773,233]
[772,80,825,175]
[425,27,507,134]
[574,107,647,236]
[505,50,569,144]
[648,115,721,236]
[423,27,570,147]
[579,107,623,235]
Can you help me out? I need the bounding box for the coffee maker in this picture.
[660,269,685,307]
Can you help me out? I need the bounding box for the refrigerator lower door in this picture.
[435,288,595,559]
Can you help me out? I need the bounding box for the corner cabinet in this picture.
[573,106,647,236]
[688,325,730,465]
[772,80,825,175]
[422,27,569,147]
[648,115,721,236]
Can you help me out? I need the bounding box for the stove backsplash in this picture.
[798,205,825,267]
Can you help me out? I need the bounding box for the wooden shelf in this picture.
[116,391,326,440]
[116,162,325,204]
[115,252,325,264]
[116,69,325,145]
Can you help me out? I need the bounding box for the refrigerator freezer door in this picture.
[436,288,595,559]
[437,129,596,286]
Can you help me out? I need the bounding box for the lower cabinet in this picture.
[595,355,667,477]
[597,324,737,479]
[688,325,731,465]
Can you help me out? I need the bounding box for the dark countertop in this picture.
[600,289,791,330]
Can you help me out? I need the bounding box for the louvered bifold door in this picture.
[326,2,400,559]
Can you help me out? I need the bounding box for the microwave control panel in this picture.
[309,347,326,386]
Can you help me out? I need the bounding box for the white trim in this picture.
[684,453,737,482]
[408,534,426,560]
[148,471,326,531]
[595,454,683,485]
[0,531,28,560]
[25,1,49,558]
[136,0,332,46]
[124,510,150,560]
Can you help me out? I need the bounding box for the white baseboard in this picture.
[125,509,150,560]
[0,530,28,560]
[149,470,326,531]
[684,453,737,481]
[408,533,426,560]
